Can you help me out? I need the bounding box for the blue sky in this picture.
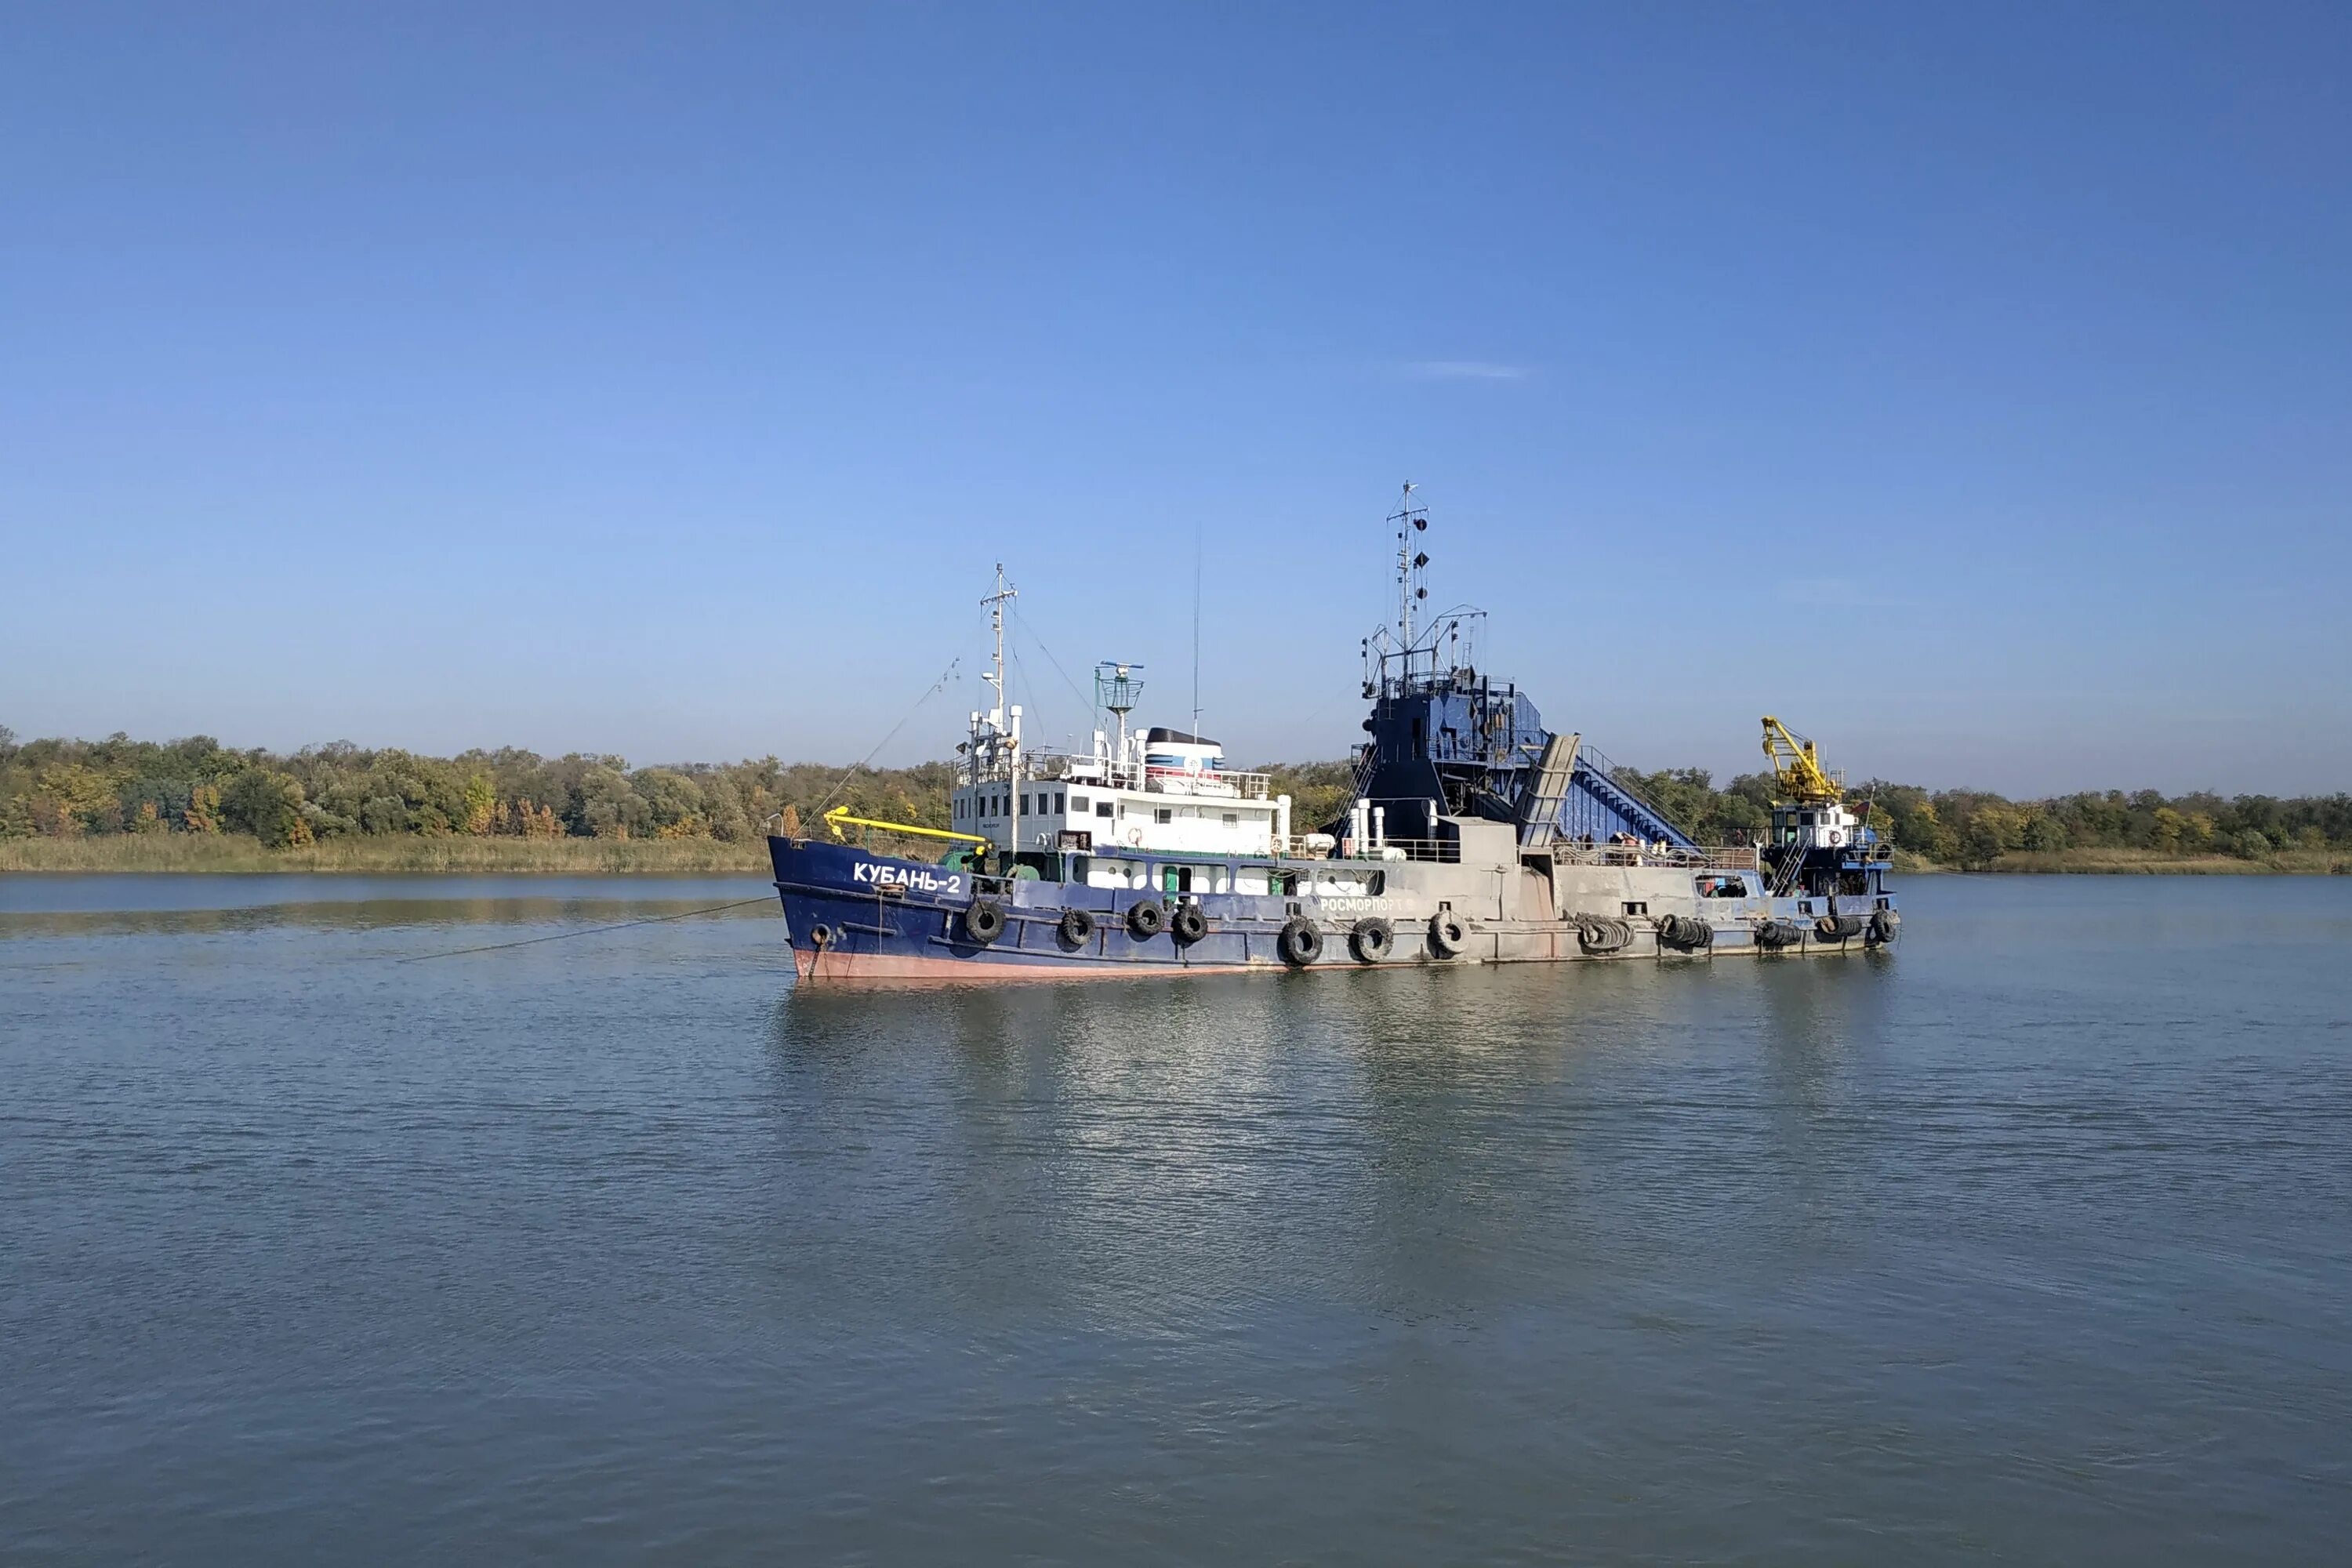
[4,2,2347,794]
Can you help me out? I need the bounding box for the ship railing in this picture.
[999,757,1273,801]
[1148,768,1271,800]
[968,755,1123,788]
[1285,836,1460,863]
[1549,842,1762,871]
[1062,761,1275,800]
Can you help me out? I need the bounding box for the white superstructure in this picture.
[952,718,1291,862]
[948,619,1300,887]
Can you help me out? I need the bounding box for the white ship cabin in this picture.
[1771,800,1862,854]
[947,717,1355,895]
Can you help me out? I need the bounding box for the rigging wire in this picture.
[397,898,772,964]
[1192,514,1203,735]
[1006,641,1049,744]
[1008,604,1098,720]
[811,656,962,816]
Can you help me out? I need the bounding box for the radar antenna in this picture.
[1095,661,1145,770]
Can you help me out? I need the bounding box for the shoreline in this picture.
[1915,848,2348,876]
[0,837,771,875]
[3,839,2344,877]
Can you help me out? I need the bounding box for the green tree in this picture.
[462,772,497,837]
[1889,797,1958,862]
[220,769,310,848]
[1958,803,2025,868]
[2022,812,2070,853]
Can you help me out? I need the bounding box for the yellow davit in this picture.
[822,804,988,846]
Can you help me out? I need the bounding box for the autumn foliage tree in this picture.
[1,724,2346,862]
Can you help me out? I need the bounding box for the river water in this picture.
[4,873,2348,1563]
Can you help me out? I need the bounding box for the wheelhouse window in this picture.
[1155,808,1173,824]
[1095,801,1113,818]
[1071,794,1090,812]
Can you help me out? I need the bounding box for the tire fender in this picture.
[1428,913,1468,958]
[963,898,1006,945]
[1277,916,1323,967]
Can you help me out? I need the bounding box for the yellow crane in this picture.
[1760,717,1843,805]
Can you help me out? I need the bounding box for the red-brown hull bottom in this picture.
[793,947,1268,982]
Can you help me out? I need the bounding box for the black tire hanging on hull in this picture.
[1277,917,1323,967]
[1428,913,1468,958]
[1349,916,1394,964]
[964,898,1007,946]
[1575,914,1634,955]
[1170,902,1208,946]
[1126,898,1167,940]
[1657,914,1714,950]
[1057,907,1095,949]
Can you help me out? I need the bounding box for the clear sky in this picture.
[5,2,2347,795]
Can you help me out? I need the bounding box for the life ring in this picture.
[1126,898,1167,939]
[1125,826,1145,846]
[1428,913,1468,958]
[1277,916,1323,967]
[963,897,1006,945]
[1170,902,1208,945]
[1825,829,1844,847]
[1057,907,1095,949]
[1349,916,1394,964]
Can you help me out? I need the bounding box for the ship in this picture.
[768,489,1899,980]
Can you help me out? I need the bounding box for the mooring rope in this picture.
[396,897,772,964]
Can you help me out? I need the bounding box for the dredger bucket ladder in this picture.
[1512,732,1581,848]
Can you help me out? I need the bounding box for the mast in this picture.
[1385,482,1431,680]
[982,564,1019,862]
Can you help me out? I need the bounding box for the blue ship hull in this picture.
[771,835,1896,981]
[770,836,1286,979]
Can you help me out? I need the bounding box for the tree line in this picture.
[1610,767,2352,867]
[2,726,2345,868]
[0,728,954,851]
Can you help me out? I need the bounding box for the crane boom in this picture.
[1761,716,1842,804]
